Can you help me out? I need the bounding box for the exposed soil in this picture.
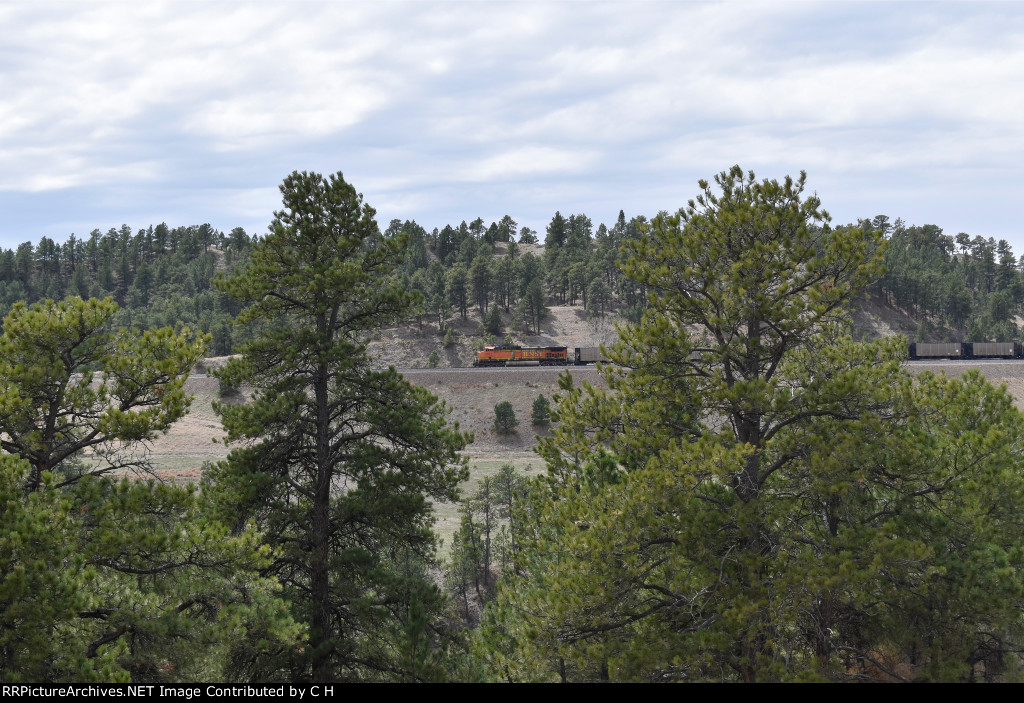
[366,296,620,371]
[851,296,921,340]
[402,367,605,455]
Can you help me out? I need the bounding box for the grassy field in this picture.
[433,454,546,553]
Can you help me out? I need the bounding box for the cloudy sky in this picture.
[1,1,1022,251]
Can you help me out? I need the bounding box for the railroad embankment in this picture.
[145,359,1024,483]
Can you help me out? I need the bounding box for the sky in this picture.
[1,1,1022,252]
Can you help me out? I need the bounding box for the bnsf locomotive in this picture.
[474,345,606,367]
[908,342,1024,360]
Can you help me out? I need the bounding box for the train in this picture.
[908,342,1024,360]
[474,342,1024,367]
[473,345,606,367]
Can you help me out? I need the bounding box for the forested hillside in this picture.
[869,216,1024,342]
[0,212,641,359]
[0,224,252,356]
[5,206,1023,360]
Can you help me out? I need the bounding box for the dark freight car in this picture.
[573,347,606,364]
[908,342,1024,360]
[908,343,967,360]
[968,342,1023,359]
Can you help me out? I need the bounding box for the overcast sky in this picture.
[1,1,1022,252]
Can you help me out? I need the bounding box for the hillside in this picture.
[366,287,930,372]
[150,351,1024,480]
[367,301,621,369]
[146,364,606,480]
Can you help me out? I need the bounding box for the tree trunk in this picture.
[310,324,334,683]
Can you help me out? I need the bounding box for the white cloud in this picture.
[465,146,600,182]
[1,1,1024,248]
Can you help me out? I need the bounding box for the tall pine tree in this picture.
[211,171,470,682]
[479,166,1024,682]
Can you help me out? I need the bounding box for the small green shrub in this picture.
[494,401,518,435]
[531,394,551,426]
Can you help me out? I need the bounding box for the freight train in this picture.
[908,342,1024,360]
[473,345,606,367]
[474,342,1024,366]
[473,341,1024,368]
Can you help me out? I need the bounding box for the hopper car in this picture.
[908,342,1024,360]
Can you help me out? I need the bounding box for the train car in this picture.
[909,342,1024,360]
[967,342,1023,359]
[474,345,569,367]
[573,347,606,365]
[908,342,967,360]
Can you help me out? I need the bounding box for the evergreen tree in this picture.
[477,167,1024,682]
[0,298,290,683]
[484,304,503,335]
[493,401,518,435]
[446,263,470,320]
[518,226,539,245]
[587,278,612,318]
[470,254,492,315]
[531,394,551,426]
[210,171,470,682]
[0,297,206,490]
[0,454,101,681]
[523,278,548,335]
[545,211,567,250]
[497,215,518,243]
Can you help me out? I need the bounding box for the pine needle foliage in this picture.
[210,171,470,682]
[478,166,1024,682]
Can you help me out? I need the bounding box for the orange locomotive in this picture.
[473,345,606,367]
[474,345,568,367]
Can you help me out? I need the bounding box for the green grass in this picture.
[149,456,214,474]
[78,455,211,480]
[432,455,545,556]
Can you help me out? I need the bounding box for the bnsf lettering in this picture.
[473,346,605,368]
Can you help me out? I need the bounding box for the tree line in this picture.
[0,224,253,356]
[6,189,1024,357]
[0,204,653,354]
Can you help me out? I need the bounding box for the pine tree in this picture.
[531,394,551,426]
[0,297,289,683]
[478,167,1024,682]
[493,401,518,435]
[523,279,548,335]
[518,226,539,245]
[0,296,207,490]
[484,304,503,335]
[210,171,470,682]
